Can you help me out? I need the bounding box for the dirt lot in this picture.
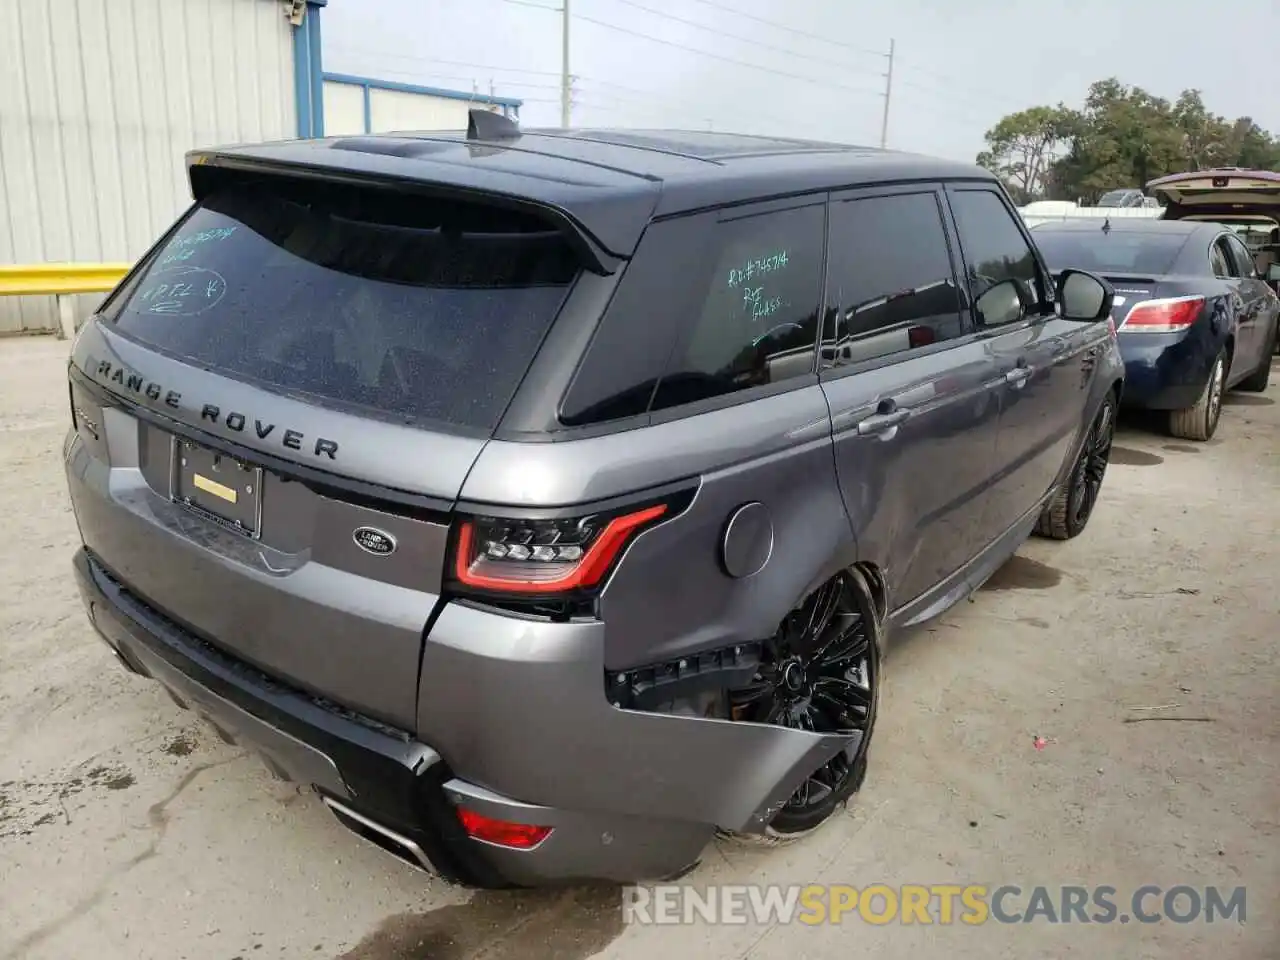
[0,335,1276,960]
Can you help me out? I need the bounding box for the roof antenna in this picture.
[467,108,521,142]
[1101,217,1111,235]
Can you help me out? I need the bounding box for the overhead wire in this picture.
[599,0,886,81]
[571,12,884,99]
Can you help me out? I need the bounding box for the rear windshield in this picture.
[107,180,581,432]
[1032,229,1187,275]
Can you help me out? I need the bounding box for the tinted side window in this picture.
[1224,234,1257,278]
[559,217,709,426]
[1210,237,1236,278]
[822,191,964,367]
[948,189,1041,327]
[650,203,824,412]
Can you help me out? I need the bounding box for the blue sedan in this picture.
[1030,218,1279,441]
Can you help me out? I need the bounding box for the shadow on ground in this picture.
[334,886,624,960]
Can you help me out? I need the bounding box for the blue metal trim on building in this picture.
[291,1,326,138]
[321,72,524,110]
[307,5,324,137]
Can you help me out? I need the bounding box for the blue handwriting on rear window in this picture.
[727,250,788,289]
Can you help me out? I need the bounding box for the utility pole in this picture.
[879,38,895,149]
[560,0,572,127]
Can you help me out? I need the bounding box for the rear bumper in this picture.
[1116,331,1216,410]
[73,548,711,887]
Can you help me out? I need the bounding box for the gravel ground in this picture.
[0,336,1276,960]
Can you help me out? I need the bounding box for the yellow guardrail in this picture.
[0,263,131,339]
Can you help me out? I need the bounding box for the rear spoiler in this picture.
[185,150,633,276]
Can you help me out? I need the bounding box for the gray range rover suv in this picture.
[64,112,1123,888]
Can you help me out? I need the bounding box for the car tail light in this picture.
[907,325,936,348]
[1121,295,1205,333]
[452,499,675,595]
[456,808,552,849]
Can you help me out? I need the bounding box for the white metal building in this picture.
[323,73,520,138]
[0,0,522,335]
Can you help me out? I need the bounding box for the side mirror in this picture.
[1056,268,1115,322]
[1268,264,1280,282]
[974,278,1030,327]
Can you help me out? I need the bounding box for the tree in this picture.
[976,105,1076,203]
[977,78,1280,204]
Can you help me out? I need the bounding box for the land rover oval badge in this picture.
[353,526,397,556]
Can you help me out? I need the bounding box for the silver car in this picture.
[64,114,1124,887]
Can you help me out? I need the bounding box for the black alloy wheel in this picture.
[1035,393,1117,540]
[1069,397,1115,530]
[729,571,879,836]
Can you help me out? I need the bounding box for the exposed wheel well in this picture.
[851,562,888,624]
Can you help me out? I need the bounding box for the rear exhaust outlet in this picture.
[321,796,439,874]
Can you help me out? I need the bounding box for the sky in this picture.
[322,0,1280,163]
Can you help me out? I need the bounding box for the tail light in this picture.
[452,495,682,596]
[1121,295,1205,333]
[456,809,552,849]
[907,325,936,348]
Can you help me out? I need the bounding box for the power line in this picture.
[572,12,884,99]
[895,66,1032,112]
[600,0,884,81]
[328,44,563,78]
[574,83,799,129]
[677,0,887,59]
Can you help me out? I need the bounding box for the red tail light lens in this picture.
[453,502,669,595]
[1122,295,1205,333]
[907,325,936,348]
[457,809,552,849]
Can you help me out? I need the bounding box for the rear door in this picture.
[1222,231,1276,374]
[945,185,1094,533]
[819,184,1003,611]
[66,176,584,730]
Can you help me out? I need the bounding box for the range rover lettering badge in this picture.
[353,527,397,556]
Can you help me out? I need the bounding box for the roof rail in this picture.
[467,109,521,142]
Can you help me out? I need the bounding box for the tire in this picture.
[1238,326,1276,392]
[1034,392,1116,541]
[719,568,882,845]
[1169,350,1226,441]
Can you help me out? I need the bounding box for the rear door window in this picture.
[822,190,965,367]
[649,202,825,412]
[1210,236,1238,278]
[107,180,581,433]
[1224,233,1259,278]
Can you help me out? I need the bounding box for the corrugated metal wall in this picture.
[322,80,367,136]
[0,0,297,334]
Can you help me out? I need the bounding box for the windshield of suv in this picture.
[1032,229,1188,275]
[106,180,581,433]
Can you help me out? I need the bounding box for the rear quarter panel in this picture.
[457,384,852,672]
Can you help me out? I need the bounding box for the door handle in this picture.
[1005,366,1033,387]
[855,408,910,436]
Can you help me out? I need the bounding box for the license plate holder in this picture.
[171,437,263,537]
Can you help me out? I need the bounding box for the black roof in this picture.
[1029,217,1213,235]
[187,126,994,265]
